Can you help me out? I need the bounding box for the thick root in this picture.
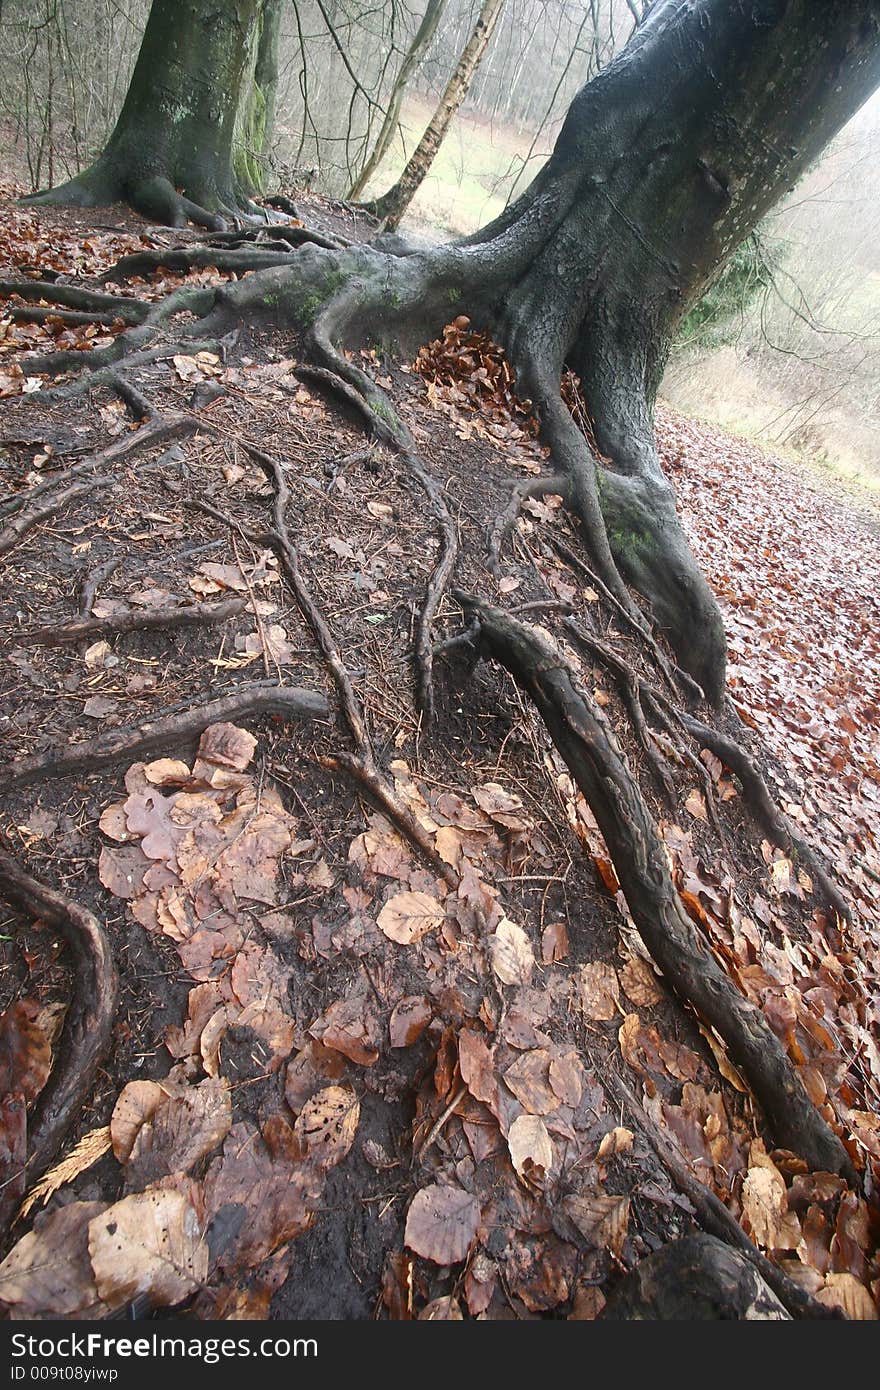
[0,851,117,1229]
[458,594,856,1180]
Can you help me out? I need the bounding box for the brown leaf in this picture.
[458,1029,499,1112]
[294,1086,359,1169]
[541,920,569,963]
[377,890,444,945]
[404,1184,480,1266]
[389,996,432,1048]
[549,1051,584,1107]
[0,1201,109,1317]
[489,918,534,986]
[620,953,663,1008]
[575,961,620,1021]
[816,1272,878,1319]
[0,999,50,1103]
[507,1114,554,1183]
[310,996,380,1066]
[503,1049,557,1115]
[563,1192,630,1258]
[115,1078,232,1187]
[88,1186,209,1309]
[205,1122,317,1273]
[196,722,256,772]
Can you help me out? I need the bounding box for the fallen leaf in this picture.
[88,1186,209,1309]
[404,1184,480,1265]
[377,890,444,945]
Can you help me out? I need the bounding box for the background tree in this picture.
[23,0,268,228]
[363,0,505,229]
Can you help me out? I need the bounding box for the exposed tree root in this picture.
[680,714,851,923]
[78,558,122,619]
[317,752,457,889]
[3,683,329,792]
[0,281,149,325]
[102,244,312,284]
[0,417,195,559]
[601,1063,841,1320]
[457,593,856,1180]
[16,597,247,648]
[0,849,117,1230]
[600,1234,789,1320]
[488,474,570,574]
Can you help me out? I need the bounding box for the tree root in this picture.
[600,1063,842,1320]
[487,474,570,574]
[0,281,149,325]
[0,416,195,559]
[103,246,296,284]
[16,596,247,648]
[317,752,457,889]
[457,593,856,1180]
[3,683,329,792]
[0,849,117,1230]
[680,714,851,923]
[567,621,677,804]
[600,1235,790,1320]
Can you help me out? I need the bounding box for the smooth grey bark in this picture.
[25,0,263,229]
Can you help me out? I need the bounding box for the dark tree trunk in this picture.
[460,0,880,699]
[25,0,264,229]
[224,2,880,702]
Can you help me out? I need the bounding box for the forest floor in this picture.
[0,187,878,1322]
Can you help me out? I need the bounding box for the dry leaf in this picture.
[620,953,662,1008]
[575,961,620,1021]
[88,1186,209,1309]
[389,996,432,1048]
[294,1086,359,1169]
[404,1184,480,1266]
[0,1201,109,1317]
[489,918,534,986]
[508,1114,554,1183]
[377,891,444,945]
[563,1192,630,1257]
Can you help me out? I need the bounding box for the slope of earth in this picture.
[660,405,880,938]
[0,191,878,1322]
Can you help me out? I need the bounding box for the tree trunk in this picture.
[367,0,506,230]
[458,0,880,699]
[235,0,283,198]
[347,0,448,202]
[24,0,263,229]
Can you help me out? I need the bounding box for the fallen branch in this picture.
[458,593,855,1180]
[3,683,329,791]
[0,849,117,1229]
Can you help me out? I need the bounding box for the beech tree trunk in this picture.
[461,0,880,697]
[239,0,879,702]
[25,0,265,229]
[367,0,506,230]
